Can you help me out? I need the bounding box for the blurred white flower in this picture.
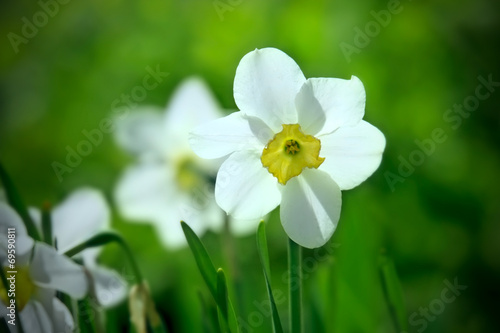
[190,48,386,248]
[29,188,127,308]
[0,202,87,333]
[114,77,258,248]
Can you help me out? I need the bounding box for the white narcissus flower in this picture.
[29,188,127,308]
[114,78,259,248]
[190,48,386,249]
[0,202,88,333]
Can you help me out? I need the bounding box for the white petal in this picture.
[89,266,127,308]
[201,199,226,233]
[189,112,270,159]
[154,216,189,249]
[295,80,326,135]
[319,120,386,190]
[215,150,281,220]
[234,48,306,131]
[114,108,166,157]
[178,193,224,235]
[280,169,342,249]
[31,288,73,333]
[30,243,88,299]
[19,300,53,333]
[50,298,74,333]
[28,207,42,229]
[80,247,101,266]
[114,163,176,222]
[0,234,31,267]
[163,77,224,156]
[0,202,28,237]
[0,203,33,264]
[307,76,366,135]
[115,162,222,248]
[51,188,110,253]
[229,217,262,236]
[153,194,218,249]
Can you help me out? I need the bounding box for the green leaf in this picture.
[379,254,408,332]
[0,162,41,241]
[41,203,53,246]
[217,269,229,333]
[198,291,218,333]
[256,221,284,333]
[181,221,239,333]
[181,221,217,296]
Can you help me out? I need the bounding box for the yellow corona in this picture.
[261,124,325,185]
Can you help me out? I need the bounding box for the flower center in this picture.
[261,124,325,185]
[0,266,37,311]
[175,156,214,192]
[285,140,300,154]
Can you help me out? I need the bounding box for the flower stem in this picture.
[288,238,302,333]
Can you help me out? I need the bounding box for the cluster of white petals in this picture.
[0,202,86,333]
[114,78,260,248]
[0,188,126,332]
[190,48,385,248]
[29,188,127,307]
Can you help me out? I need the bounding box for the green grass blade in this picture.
[181,221,217,296]
[217,269,230,332]
[379,254,408,332]
[41,203,53,246]
[0,162,41,241]
[198,291,218,333]
[256,221,284,333]
[181,221,239,333]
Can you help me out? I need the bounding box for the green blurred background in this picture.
[1,0,500,332]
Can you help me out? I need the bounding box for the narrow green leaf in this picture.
[0,162,41,241]
[198,291,218,333]
[226,299,239,333]
[181,221,239,333]
[181,221,217,296]
[217,269,229,332]
[257,222,271,278]
[41,202,53,246]
[379,254,408,332]
[256,221,284,333]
